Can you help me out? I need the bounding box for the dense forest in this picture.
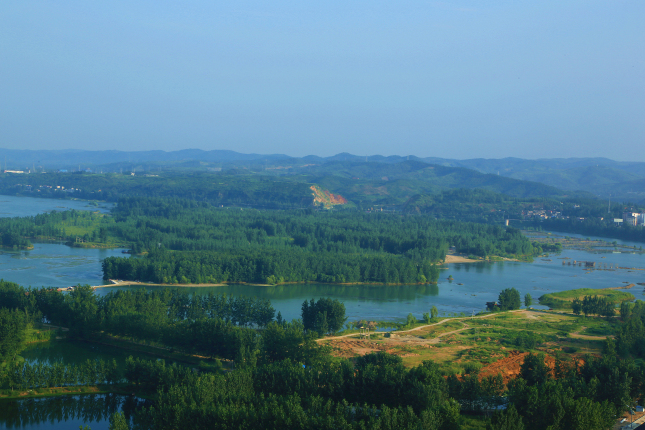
[1,280,644,429]
[1,167,639,242]
[0,196,542,284]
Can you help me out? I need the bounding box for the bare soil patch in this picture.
[478,351,557,384]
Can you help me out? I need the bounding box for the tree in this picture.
[620,301,632,320]
[109,412,129,430]
[64,285,99,338]
[431,305,439,321]
[487,404,524,430]
[0,308,28,362]
[571,298,582,315]
[524,294,532,308]
[259,320,327,366]
[602,301,615,319]
[603,338,617,356]
[301,298,346,335]
[406,313,417,326]
[519,353,550,386]
[498,288,521,311]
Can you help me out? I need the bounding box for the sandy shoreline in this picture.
[76,279,435,291]
[62,281,231,291]
[443,254,480,264]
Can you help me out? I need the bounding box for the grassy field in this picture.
[539,287,635,309]
[323,310,615,375]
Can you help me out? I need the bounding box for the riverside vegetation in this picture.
[0,197,545,285]
[1,280,645,429]
[2,173,645,428]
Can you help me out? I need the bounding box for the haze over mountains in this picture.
[1,148,643,203]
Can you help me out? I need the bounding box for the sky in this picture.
[1,1,643,160]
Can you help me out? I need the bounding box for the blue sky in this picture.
[1,1,643,160]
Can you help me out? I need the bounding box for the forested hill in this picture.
[295,160,583,207]
[2,147,642,200]
[0,172,314,209]
[0,160,585,210]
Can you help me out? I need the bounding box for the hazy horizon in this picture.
[2,146,643,164]
[2,1,643,160]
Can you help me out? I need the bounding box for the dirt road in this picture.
[318,309,526,342]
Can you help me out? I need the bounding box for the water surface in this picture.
[96,245,645,323]
[0,195,111,218]
[0,244,128,289]
[0,394,142,430]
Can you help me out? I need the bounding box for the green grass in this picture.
[418,320,465,339]
[389,309,615,370]
[25,326,57,343]
[580,325,615,336]
[539,288,634,309]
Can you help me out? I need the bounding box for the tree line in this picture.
[102,248,441,285]
[571,295,616,318]
[615,300,645,358]
[0,281,346,364]
[1,359,121,391]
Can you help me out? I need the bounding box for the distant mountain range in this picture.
[1,148,643,202]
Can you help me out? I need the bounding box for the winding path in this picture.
[318,309,526,342]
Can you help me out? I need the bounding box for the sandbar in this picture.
[443,254,480,264]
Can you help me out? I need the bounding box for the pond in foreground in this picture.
[0,394,142,430]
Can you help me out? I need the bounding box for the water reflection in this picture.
[99,283,442,323]
[0,394,142,429]
[22,340,142,370]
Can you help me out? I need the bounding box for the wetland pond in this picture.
[0,394,143,430]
